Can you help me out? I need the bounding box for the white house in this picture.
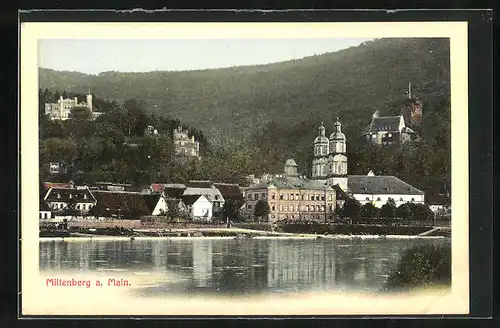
[182,195,213,222]
[183,180,225,210]
[348,172,425,208]
[44,187,97,214]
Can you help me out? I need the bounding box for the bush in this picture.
[385,244,451,290]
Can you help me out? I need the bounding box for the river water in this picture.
[39,237,450,297]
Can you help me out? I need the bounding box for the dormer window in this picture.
[84,194,87,200]
[376,197,381,201]
[69,194,72,199]
[57,193,61,199]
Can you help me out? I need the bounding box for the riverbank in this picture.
[39,226,446,242]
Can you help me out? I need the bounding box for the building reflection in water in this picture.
[192,239,213,287]
[40,238,448,293]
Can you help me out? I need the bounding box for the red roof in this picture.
[43,182,72,190]
[150,183,166,193]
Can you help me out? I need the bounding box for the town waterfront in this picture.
[40,237,450,296]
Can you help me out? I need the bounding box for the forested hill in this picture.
[39,38,450,147]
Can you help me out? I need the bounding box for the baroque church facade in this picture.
[311,119,348,191]
[311,118,425,208]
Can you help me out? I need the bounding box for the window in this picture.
[57,193,61,199]
[388,133,392,137]
[376,197,381,201]
[271,205,275,211]
[284,194,288,200]
[411,198,415,202]
[372,134,376,138]
[285,205,289,212]
[271,193,276,200]
[315,195,320,201]
[366,197,370,201]
[76,204,80,210]
[400,197,404,201]
[280,193,283,200]
[290,205,294,211]
[84,194,87,200]
[301,194,305,200]
[328,195,332,201]
[279,204,283,211]
[321,205,325,212]
[247,205,252,209]
[261,193,266,200]
[306,205,309,211]
[316,205,320,211]
[296,194,299,199]
[215,195,219,200]
[290,194,294,200]
[321,195,325,201]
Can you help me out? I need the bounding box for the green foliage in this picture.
[395,202,413,219]
[253,200,271,220]
[38,38,451,197]
[339,197,361,219]
[385,244,451,290]
[360,202,379,218]
[222,199,243,221]
[379,199,397,218]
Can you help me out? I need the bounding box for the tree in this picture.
[254,200,270,221]
[411,203,434,222]
[360,202,379,218]
[395,202,413,219]
[222,199,243,221]
[69,106,92,121]
[379,199,397,218]
[340,197,361,219]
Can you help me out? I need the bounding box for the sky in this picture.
[38,38,374,74]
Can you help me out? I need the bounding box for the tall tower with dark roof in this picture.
[311,122,329,180]
[326,118,348,191]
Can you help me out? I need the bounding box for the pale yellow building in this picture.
[245,159,336,222]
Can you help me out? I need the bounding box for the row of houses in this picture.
[39,180,244,222]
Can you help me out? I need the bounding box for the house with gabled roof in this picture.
[183,180,225,210]
[182,194,213,221]
[361,115,418,146]
[348,171,425,208]
[44,186,96,214]
[91,190,168,219]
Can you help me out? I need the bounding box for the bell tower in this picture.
[327,118,348,191]
[311,122,329,180]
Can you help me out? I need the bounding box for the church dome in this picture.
[329,118,346,140]
[314,135,329,144]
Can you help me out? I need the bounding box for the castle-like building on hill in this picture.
[173,126,201,160]
[44,89,103,121]
[361,83,422,146]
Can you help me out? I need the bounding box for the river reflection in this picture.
[39,238,450,296]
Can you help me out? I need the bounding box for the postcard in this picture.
[20,20,469,316]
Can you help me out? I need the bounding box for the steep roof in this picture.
[347,175,424,195]
[150,183,166,193]
[92,191,162,216]
[182,194,208,206]
[363,116,402,134]
[187,180,214,188]
[45,187,96,203]
[247,176,333,191]
[214,183,243,200]
[164,186,186,199]
[43,182,72,191]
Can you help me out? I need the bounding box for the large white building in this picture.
[311,119,425,208]
[45,90,102,121]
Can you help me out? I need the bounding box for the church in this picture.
[311,119,425,208]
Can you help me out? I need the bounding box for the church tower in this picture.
[86,86,93,112]
[326,118,348,191]
[311,122,329,180]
